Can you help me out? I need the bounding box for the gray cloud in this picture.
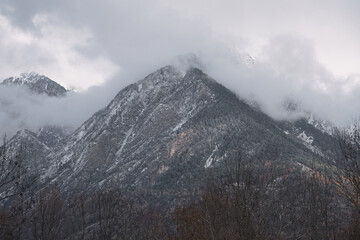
[202,35,360,125]
[0,75,136,137]
[0,0,359,137]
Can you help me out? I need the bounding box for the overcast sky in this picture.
[0,0,359,136]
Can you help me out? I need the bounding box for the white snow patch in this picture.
[296,162,314,173]
[106,103,121,125]
[107,127,134,173]
[75,126,86,141]
[173,118,188,132]
[98,179,106,187]
[297,131,313,145]
[73,147,89,174]
[307,114,334,135]
[297,131,324,155]
[116,127,133,157]
[60,151,74,165]
[204,145,218,168]
[172,103,198,132]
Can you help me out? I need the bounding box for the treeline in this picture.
[0,184,171,240]
[0,125,359,240]
[173,154,359,240]
[0,155,359,239]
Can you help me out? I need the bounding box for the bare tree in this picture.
[333,122,360,214]
[31,185,65,240]
[93,189,133,240]
[67,192,88,240]
[0,137,29,203]
[331,120,360,239]
[174,150,278,240]
[0,137,34,239]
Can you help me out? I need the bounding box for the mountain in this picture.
[1,65,356,240]
[2,126,70,179]
[0,73,70,183]
[1,65,348,240]
[36,125,71,148]
[30,66,328,195]
[1,72,67,97]
[1,66,338,197]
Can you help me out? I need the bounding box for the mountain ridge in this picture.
[1,72,67,97]
[34,66,327,193]
[1,66,339,195]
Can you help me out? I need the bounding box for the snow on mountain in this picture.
[36,65,322,193]
[307,114,334,136]
[1,72,67,97]
[273,99,337,155]
[1,126,71,179]
[1,65,340,197]
[0,73,70,180]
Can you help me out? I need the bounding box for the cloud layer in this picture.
[0,11,119,91]
[0,0,359,137]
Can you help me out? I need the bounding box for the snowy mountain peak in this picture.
[12,72,43,83]
[4,72,48,85]
[2,72,67,97]
[143,65,184,83]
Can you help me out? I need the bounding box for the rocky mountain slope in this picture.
[36,66,331,193]
[1,72,67,97]
[1,73,70,184]
[2,66,339,196]
[2,126,70,179]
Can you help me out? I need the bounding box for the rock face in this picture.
[2,72,67,97]
[2,66,338,195]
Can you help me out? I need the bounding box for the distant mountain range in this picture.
[1,66,339,197]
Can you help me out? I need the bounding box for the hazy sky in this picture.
[0,0,359,136]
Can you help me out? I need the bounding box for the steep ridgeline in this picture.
[275,100,337,156]
[277,117,338,157]
[1,73,70,181]
[42,66,322,193]
[1,72,67,97]
[2,126,70,179]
